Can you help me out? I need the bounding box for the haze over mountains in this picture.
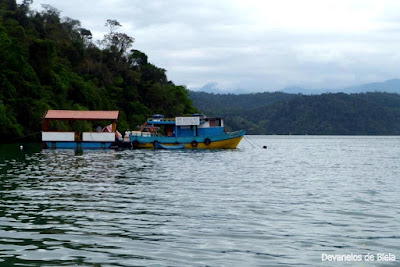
[194,79,400,95]
[281,79,400,95]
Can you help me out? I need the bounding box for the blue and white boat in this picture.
[128,114,246,149]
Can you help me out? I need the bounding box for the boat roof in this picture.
[44,110,119,120]
[147,116,224,126]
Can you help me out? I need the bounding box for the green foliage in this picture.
[129,49,148,68]
[0,100,23,138]
[28,38,56,83]
[0,0,197,142]
[189,91,297,116]
[190,91,400,135]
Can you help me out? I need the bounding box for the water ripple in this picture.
[0,137,400,266]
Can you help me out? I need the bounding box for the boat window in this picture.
[209,119,221,127]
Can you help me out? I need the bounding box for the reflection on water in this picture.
[0,137,400,266]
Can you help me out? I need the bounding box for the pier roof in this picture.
[44,110,119,120]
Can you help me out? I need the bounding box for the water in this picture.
[0,136,399,266]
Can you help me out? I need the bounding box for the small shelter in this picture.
[42,110,119,149]
[42,110,119,131]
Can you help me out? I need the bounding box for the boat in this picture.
[127,114,246,149]
[42,110,120,149]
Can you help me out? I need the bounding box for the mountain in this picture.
[279,79,400,95]
[196,82,220,93]
[343,79,400,94]
[194,79,400,95]
[188,91,297,114]
[243,93,400,135]
[280,86,326,95]
[189,91,400,135]
[193,82,249,94]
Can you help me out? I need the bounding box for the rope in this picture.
[244,135,268,149]
[243,135,257,148]
[249,136,261,148]
[249,136,261,147]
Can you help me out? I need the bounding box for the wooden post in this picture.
[112,120,117,132]
[42,119,49,131]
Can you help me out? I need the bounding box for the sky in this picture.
[21,0,400,93]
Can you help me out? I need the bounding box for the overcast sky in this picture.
[22,0,400,92]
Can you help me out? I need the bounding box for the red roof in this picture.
[44,110,119,120]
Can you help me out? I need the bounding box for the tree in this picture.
[61,16,81,41]
[79,28,92,45]
[108,32,134,54]
[129,49,148,68]
[102,19,134,55]
[105,19,121,34]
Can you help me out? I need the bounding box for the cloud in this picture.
[22,0,400,92]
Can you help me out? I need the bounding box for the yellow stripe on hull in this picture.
[136,136,243,149]
[188,135,243,149]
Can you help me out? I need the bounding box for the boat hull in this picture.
[42,130,246,150]
[130,130,246,149]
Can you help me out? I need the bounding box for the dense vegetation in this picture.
[189,91,400,135]
[188,91,297,114]
[0,0,197,142]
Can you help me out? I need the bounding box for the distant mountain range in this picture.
[194,79,400,95]
[280,79,400,95]
[342,79,400,94]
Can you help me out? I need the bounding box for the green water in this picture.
[0,137,399,266]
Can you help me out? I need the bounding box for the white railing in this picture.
[42,132,75,141]
[82,132,115,142]
[131,131,151,137]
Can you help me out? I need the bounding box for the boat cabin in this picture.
[145,114,225,137]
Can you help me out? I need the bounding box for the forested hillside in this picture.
[190,91,400,135]
[0,0,196,142]
[188,91,297,114]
